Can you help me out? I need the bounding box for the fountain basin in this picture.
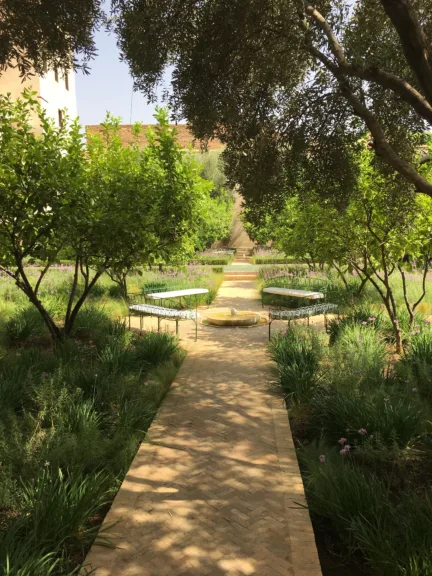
[206,311,263,327]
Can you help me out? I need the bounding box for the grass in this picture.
[0,269,191,574]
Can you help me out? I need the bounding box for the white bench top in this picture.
[263,287,324,299]
[129,303,199,319]
[146,288,209,300]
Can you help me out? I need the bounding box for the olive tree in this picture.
[0,0,102,77]
[113,0,432,210]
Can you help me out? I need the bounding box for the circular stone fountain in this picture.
[206,308,266,327]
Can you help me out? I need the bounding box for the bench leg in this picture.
[176,320,179,337]
[307,315,310,326]
[268,319,272,341]
[128,313,131,330]
[157,317,161,333]
[139,315,143,335]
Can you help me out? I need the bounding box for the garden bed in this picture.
[269,309,432,575]
[0,264,223,574]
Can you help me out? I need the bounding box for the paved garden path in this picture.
[82,280,322,576]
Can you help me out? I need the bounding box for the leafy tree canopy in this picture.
[0,0,102,76]
[0,93,207,339]
[113,0,432,207]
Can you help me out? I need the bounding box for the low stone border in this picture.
[271,399,323,576]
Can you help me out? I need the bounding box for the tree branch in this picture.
[309,44,432,197]
[305,5,432,125]
[380,0,432,107]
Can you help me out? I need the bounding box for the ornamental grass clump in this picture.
[311,384,425,450]
[268,326,322,403]
[0,311,182,573]
[326,304,383,346]
[327,323,387,390]
[301,443,432,575]
[399,322,432,404]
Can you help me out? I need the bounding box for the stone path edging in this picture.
[271,399,322,576]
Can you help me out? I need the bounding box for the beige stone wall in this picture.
[0,65,40,100]
[0,66,42,132]
[229,192,255,248]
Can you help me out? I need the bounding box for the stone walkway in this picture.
[82,280,322,576]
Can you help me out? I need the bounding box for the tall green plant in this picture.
[0,93,207,340]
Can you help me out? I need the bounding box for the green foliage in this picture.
[197,151,228,197]
[5,306,48,346]
[268,327,322,403]
[302,445,432,575]
[0,94,209,340]
[327,324,387,389]
[270,298,432,572]
[252,257,293,265]
[399,323,432,403]
[190,256,232,266]
[114,0,432,204]
[0,0,101,77]
[0,309,182,572]
[0,468,111,575]
[311,386,424,449]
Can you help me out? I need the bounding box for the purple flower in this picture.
[340,445,351,455]
[368,317,376,322]
[319,455,326,463]
[411,330,421,335]
[361,321,368,325]
[412,387,418,392]
[384,397,390,402]
[338,437,347,445]
[358,428,367,435]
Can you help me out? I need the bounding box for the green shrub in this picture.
[326,305,383,345]
[190,256,231,265]
[268,327,322,402]
[302,443,432,575]
[133,331,179,368]
[253,256,294,264]
[5,307,48,345]
[311,385,424,448]
[399,323,432,403]
[328,324,387,390]
[70,307,114,344]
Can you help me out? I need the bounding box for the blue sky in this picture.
[75,25,177,126]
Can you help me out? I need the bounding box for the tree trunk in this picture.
[380,0,432,107]
[120,273,128,300]
[64,270,104,336]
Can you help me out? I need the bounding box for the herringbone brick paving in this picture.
[81,280,322,576]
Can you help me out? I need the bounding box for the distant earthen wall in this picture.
[229,192,254,249]
[86,124,224,150]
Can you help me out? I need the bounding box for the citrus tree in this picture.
[269,148,432,352]
[89,109,208,299]
[0,93,206,340]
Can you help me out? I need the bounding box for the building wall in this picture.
[0,65,40,99]
[39,69,77,125]
[0,65,77,127]
[229,192,255,248]
[86,124,224,150]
